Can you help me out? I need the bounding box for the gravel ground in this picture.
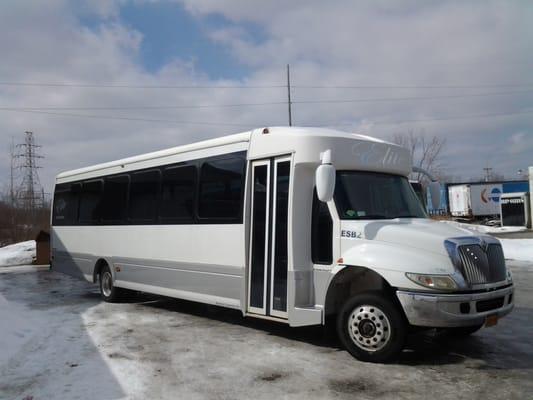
[1,262,532,400]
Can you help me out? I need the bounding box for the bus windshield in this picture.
[334,171,427,220]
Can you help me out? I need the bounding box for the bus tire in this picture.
[99,264,127,302]
[337,293,407,363]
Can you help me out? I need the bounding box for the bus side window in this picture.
[160,165,197,222]
[312,189,333,264]
[52,183,79,225]
[101,175,129,223]
[198,157,245,222]
[129,169,160,223]
[79,180,103,224]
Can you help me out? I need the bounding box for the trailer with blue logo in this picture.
[448,180,529,219]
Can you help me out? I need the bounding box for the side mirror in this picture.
[429,181,441,210]
[316,150,335,202]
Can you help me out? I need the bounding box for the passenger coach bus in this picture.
[52,127,514,362]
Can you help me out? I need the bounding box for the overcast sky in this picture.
[1,0,532,195]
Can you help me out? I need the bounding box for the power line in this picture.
[294,83,533,89]
[0,108,257,127]
[0,81,285,89]
[2,80,533,90]
[292,89,533,105]
[373,109,533,125]
[0,106,531,127]
[319,109,533,127]
[0,101,286,111]
[1,89,531,111]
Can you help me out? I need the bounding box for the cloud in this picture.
[0,0,532,197]
[508,132,533,155]
[177,0,533,181]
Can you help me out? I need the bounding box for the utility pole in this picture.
[287,64,292,126]
[9,136,16,207]
[483,166,493,182]
[15,131,44,215]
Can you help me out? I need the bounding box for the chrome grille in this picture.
[486,244,507,282]
[457,243,506,285]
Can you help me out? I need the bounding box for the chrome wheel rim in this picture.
[347,305,391,352]
[101,271,113,297]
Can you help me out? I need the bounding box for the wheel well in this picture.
[93,258,109,283]
[324,266,395,317]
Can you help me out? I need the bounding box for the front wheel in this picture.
[99,264,128,302]
[337,293,407,363]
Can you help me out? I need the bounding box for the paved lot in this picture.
[1,262,532,400]
[492,230,533,239]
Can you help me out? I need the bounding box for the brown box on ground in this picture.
[35,230,50,265]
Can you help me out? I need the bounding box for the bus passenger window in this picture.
[101,175,129,223]
[129,170,160,223]
[78,180,103,224]
[52,183,79,225]
[160,165,196,222]
[198,157,245,221]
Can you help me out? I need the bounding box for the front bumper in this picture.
[396,284,514,328]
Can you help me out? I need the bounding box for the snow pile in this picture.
[500,239,533,263]
[442,220,527,234]
[468,225,527,234]
[0,240,35,267]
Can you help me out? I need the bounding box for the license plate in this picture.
[485,314,499,327]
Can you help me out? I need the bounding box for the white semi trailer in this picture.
[448,183,503,218]
[51,127,514,362]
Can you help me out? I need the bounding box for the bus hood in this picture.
[340,218,477,259]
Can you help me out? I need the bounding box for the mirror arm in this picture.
[413,166,442,210]
[320,149,333,165]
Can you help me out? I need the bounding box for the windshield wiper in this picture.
[355,214,390,220]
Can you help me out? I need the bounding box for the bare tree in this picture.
[392,129,446,182]
[0,183,50,246]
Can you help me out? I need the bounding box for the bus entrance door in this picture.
[247,156,291,319]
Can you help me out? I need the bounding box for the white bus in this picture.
[52,127,514,362]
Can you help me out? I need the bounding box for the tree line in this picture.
[0,192,50,246]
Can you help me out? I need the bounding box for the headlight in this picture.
[406,273,458,291]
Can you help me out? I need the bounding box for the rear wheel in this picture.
[337,293,407,363]
[99,264,127,302]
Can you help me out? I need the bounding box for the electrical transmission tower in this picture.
[15,131,44,214]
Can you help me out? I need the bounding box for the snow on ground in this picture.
[0,293,43,365]
[0,272,128,399]
[442,220,528,234]
[2,262,533,399]
[499,239,533,263]
[0,240,35,267]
